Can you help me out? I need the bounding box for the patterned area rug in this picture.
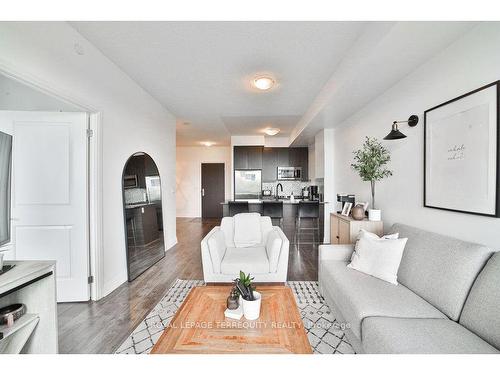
[116,279,355,355]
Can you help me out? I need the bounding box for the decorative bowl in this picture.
[0,303,27,325]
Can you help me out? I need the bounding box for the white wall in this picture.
[0,22,177,297]
[322,129,335,243]
[0,74,82,112]
[314,130,325,179]
[331,23,500,250]
[176,146,231,217]
[264,136,289,147]
[308,142,316,181]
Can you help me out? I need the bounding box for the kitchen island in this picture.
[124,201,164,280]
[220,199,327,244]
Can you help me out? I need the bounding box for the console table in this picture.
[330,212,383,244]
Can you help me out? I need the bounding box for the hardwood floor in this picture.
[57,217,319,354]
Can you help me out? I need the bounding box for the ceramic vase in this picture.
[351,205,365,220]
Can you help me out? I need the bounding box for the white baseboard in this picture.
[166,238,177,251]
[101,271,128,299]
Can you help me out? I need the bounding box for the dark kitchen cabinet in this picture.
[247,146,263,169]
[124,154,147,188]
[277,148,290,167]
[262,147,278,182]
[290,147,309,181]
[233,146,263,170]
[125,206,159,252]
[233,147,247,169]
[234,146,308,181]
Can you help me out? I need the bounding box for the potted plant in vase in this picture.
[235,271,261,320]
[351,137,393,221]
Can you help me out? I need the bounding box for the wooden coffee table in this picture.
[151,285,312,354]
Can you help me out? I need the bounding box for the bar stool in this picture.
[228,201,249,216]
[262,200,284,228]
[295,201,320,248]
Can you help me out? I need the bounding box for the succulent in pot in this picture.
[234,271,261,320]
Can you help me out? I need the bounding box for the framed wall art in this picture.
[424,81,500,217]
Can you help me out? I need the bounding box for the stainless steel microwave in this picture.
[123,174,138,188]
[277,166,302,180]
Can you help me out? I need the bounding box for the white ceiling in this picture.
[70,21,476,147]
[290,21,477,145]
[70,21,365,145]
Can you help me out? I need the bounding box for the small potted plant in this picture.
[351,137,393,221]
[234,271,261,320]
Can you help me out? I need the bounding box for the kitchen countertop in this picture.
[221,199,328,205]
[125,201,161,209]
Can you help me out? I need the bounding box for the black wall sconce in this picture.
[383,115,419,140]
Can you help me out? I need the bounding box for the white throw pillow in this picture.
[265,229,283,272]
[233,213,262,248]
[357,229,399,241]
[348,236,408,285]
[351,229,399,261]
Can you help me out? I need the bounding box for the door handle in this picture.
[201,188,205,197]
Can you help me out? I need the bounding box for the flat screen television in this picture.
[0,130,12,246]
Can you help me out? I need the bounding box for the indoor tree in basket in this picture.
[351,137,392,221]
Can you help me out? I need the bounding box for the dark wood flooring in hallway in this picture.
[57,217,319,353]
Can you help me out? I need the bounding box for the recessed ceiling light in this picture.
[264,128,280,136]
[253,76,275,91]
[201,141,215,147]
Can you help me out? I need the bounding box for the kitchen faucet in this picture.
[276,183,283,200]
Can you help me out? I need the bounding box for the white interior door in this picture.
[0,111,89,302]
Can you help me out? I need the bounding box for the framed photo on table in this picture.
[424,81,500,217]
[341,202,353,216]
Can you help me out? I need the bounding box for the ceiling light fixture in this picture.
[384,115,419,140]
[202,141,215,147]
[253,76,275,91]
[264,128,280,136]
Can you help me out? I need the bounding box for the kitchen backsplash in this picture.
[262,181,312,197]
[124,188,148,204]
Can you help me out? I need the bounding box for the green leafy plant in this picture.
[239,271,254,288]
[351,137,393,209]
[234,271,256,301]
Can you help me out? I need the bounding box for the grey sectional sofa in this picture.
[318,223,500,354]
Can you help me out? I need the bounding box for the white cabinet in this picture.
[0,261,58,353]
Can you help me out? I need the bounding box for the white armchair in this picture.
[201,213,289,282]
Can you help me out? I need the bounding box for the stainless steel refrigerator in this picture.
[234,170,261,200]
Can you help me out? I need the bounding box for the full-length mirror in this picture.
[122,152,164,281]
